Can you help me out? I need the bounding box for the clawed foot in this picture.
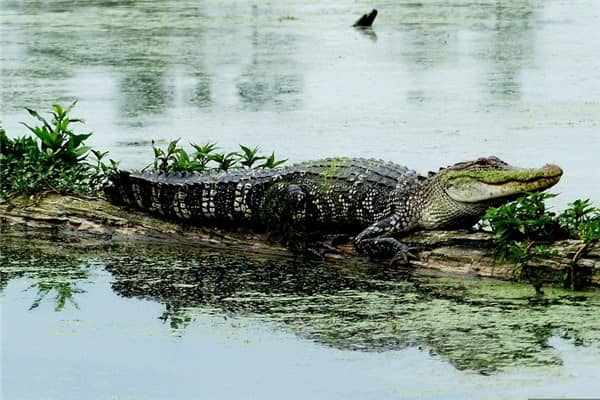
[285,233,343,259]
[355,237,418,265]
[390,246,417,266]
[306,241,343,259]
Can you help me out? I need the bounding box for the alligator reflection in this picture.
[104,245,600,373]
[2,238,598,373]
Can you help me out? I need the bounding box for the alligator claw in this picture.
[355,236,416,265]
[285,232,343,258]
[390,248,417,266]
[306,241,342,259]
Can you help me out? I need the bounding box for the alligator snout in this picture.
[542,164,563,178]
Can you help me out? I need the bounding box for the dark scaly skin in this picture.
[105,157,563,262]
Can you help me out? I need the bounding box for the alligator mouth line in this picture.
[489,174,562,187]
[476,165,563,185]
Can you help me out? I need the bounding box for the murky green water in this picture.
[2,237,600,399]
[2,0,600,398]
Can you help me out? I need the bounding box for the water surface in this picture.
[1,237,600,399]
[1,0,599,205]
[2,1,600,398]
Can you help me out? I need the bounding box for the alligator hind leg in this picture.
[262,183,340,257]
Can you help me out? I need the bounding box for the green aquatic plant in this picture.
[0,103,118,201]
[191,142,218,170]
[259,151,287,169]
[0,103,287,201]
[209,151,239,172]
[145,139,287,174]
[21,102,91,163]
[556,199,600,289]
[484,193,599,291]
[237,145,265,168]
[578,218,600,244]
[558,199,600,243]
[145,138,208,173]
[483,192,562,246]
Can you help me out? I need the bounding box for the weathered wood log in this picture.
[1,194,598,286]
[353,9,378,27]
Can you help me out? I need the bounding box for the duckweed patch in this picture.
[2,238,598,374]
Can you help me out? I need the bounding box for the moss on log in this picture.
[1,193,598,286]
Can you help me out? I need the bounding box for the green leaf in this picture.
[192,142,218,157]
[91,149,109,161]
[64,100,78,115]
[260,152,287,168]
[167,138,180,155]
[153,146,164,158]
[59,118,70,133]
[177,149,190,163]
[72,145,91,158]
[52,103,65,118]
[69,132,93,148]
[24,108,53,132]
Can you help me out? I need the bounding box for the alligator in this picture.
[105,156,563,263]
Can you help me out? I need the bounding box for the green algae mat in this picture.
[2,237,599,374]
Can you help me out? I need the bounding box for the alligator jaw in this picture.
[442,163,563,204]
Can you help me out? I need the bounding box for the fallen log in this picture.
[1,193,598,286]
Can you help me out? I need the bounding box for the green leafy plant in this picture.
[505,241,556,295]
[555,199,600,290]
[484,193,599,292]
[1,103,117,201]
[145,140,287,174]
[578,219,600,244]
[237,145,265,168]
[21,102,92,163]
[260,151,287,169]
[191,142,218,170]
[209,151,239,172]
[558,199,600,243]
[483,192,561,248]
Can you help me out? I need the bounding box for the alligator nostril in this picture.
[542,164,563,177]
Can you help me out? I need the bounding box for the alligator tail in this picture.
[103,170,132,206]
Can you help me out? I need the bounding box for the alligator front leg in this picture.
[354,217,415,264]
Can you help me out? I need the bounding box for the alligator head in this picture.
[418,156,563,229]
